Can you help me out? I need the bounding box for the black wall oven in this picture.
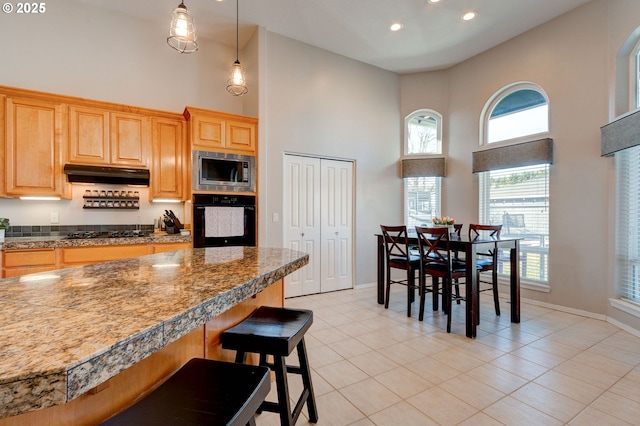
[192,194,256,248]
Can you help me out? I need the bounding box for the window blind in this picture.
[479,164,549,283]
[404,177,441,229]
[615,147,640,303]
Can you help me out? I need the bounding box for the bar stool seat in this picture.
[221,306,318,426]
[100,358,270,426]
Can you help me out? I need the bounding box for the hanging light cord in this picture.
[235,0,239,62]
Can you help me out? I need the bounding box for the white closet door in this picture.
[283,155,321,297]
[321,159,353,292]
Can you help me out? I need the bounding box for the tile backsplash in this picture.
[6,224,154,238]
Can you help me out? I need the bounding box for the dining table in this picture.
[376,231,521,338]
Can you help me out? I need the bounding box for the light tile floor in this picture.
[253,286,640,425]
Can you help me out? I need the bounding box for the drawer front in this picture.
[4,249,56,267]
[62,245,149,265]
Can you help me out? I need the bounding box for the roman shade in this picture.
[472,138,553,173]
[600,108,640,156]
[401,157,445,178]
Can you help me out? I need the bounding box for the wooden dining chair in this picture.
[415,226,468,332]
[380,225,421,317]
[468,224,502,316]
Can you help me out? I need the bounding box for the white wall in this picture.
[258,33,400,288]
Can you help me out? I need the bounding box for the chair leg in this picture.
[445,279,453,333]
[454,279,461,304]
[384,266,391,309]
[432,276,439,311]
[418,272,426,321]
[407,268,416,317]
[492,268,500,316]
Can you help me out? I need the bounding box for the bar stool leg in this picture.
[273,355,294,425]
[297,339,318,422]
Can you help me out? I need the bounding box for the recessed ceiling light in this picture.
[428,0,441,3]
[462,11,477,21]
[389,22,403,32]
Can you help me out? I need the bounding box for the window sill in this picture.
[609,298,640,318]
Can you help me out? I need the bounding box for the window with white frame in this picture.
[403,109,442,227]
[612,43,640,305]
[616,147,640,304]
[485,84,549,144]
[478,84,551,285]
[405,109,442,155]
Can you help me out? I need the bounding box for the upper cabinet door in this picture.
[68,105,110,164]
[150,116,187,200]
[110,111,150,167]
[5,96,67,197]
[191,114,225,151]
[226,119,256,153]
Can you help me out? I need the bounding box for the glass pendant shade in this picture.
[167,2,198,54]
[226,60,248,96]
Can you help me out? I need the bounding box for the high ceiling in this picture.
[82,0,592,74]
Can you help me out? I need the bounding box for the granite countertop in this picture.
[0,246,308,419]
[0,233,191,250]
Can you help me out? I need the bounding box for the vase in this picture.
[0,229,5,242]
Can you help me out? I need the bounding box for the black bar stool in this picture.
[100,358,270,426]
[221,306,319,426]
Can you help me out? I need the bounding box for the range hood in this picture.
[63,164,150,186]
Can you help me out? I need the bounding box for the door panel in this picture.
[283,155,321,297]
[321,159,353,292]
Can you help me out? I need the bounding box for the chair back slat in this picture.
[415,226,450,266]
[468,224,502,240]
[380,225,409,258]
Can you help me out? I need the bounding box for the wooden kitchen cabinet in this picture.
[61,244,149,267]
[183,107,257,154]
[4,95,68,198]
[110,111,150,167]
[68,105,110,165]
[68,106,150,168]
[150,116,187,200]
[2,248,57,278]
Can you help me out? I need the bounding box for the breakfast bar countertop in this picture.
[0,246,309,419]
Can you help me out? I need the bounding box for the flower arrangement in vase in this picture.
[432,216,456,226]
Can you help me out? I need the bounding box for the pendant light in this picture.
[226,0,248,96]
[167,1,198,54]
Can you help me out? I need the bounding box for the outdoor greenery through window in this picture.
[479,164,549,283]
[405,177,441,229]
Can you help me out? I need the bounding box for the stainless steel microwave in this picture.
[192,150,256,192]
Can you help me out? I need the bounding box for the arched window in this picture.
[403,109,443,227]
[481,83,549,145]
[405,109,442,155]
[477,83,552,286]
